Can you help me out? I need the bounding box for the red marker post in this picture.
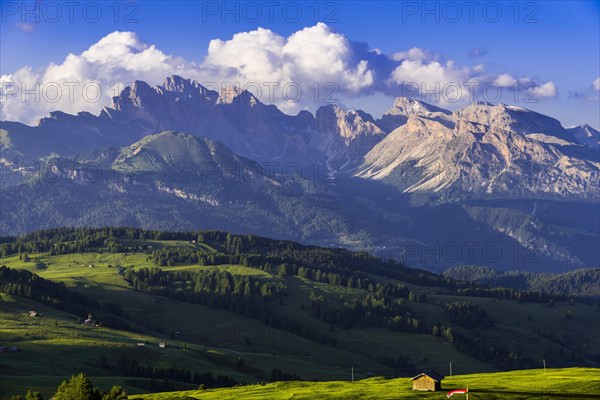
[447,387,469,399]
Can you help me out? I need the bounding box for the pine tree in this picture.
[102,385,127,400]
[25,390,43,400]
[53,373,101,400]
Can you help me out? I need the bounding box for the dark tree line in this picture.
[443,301,495,328]
[149,246,252,268]
[125,267,287,298]
[150,245,428,304]
[453,286,566,303]
[381,354,416,373]
[431,323,533,369]
[124,267,336,346]
[445,265,600,299]
[307,292,428,333]
[124,267,286,323]
[106,355,237,388]
[270,368,300,382]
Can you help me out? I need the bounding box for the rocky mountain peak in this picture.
[160,75,218,102]
[111,80,155,111]
[451,101,600,151]
[389,96,451,116]
[161,75,198,92]
[217,86,260,107]
[566,124,600,149]
[316,104,384,144]
[111,77,219,113]
[377,97,451,133]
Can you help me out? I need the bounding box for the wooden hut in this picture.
[411,370,445,391]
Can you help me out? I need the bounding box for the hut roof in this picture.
[411,370,445,382]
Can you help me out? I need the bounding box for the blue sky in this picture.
[1,0,599,128]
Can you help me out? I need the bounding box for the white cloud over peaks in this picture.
[494,75,556,98]
[391,60,473,89]
[388,56,558,106]
[594,77,600,91]
[1,31,201,124]
[1,24,559,124]
[202,23,376,112]
[537,81,557,98]
[205,28,287,82]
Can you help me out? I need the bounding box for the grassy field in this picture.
[130,368,600,399]
[1,246,599,398]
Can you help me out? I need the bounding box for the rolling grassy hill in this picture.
[129,368,600,400]
[0,228,598,398]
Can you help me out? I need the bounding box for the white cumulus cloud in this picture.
[201,23,378,112]
[392,47,436,62]
[495,74,518,87]
[388,56,557,106]
[536,81,557,98]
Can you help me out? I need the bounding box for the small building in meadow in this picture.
[411,370,445,391]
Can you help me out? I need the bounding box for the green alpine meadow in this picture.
[0,228,598,398]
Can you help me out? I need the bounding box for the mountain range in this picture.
[1,75,598,272]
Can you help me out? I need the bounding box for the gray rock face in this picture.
[312,104,386,172]
[357,103,599,200]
